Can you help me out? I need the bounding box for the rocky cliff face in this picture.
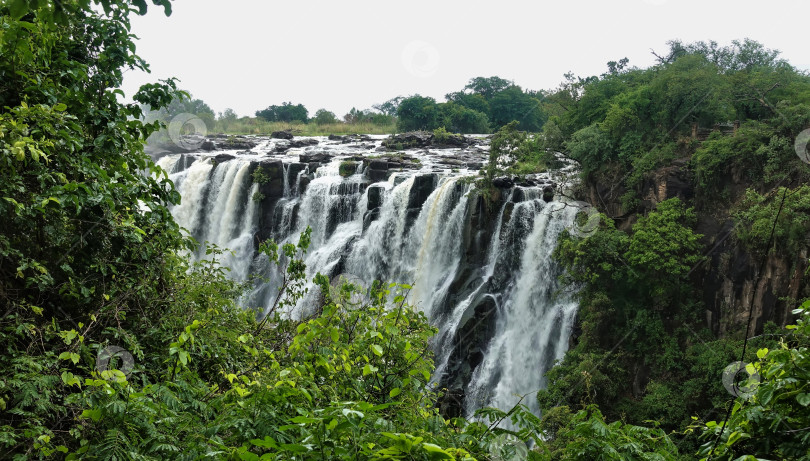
[582,160,809,339]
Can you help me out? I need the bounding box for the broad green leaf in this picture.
[9,0,28,19]
[131,0,147,15]
[81,409,102,422]
[61,371,81,387]
[58,351,80,364]
[758,386,774,405]
[421,443,454,460]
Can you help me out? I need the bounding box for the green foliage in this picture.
[698,299,810,460]
[373,96,405,117]
[463,76,512,100]
[545,201,710,438]
[545,38,810,204]
[488,86,545,132]
[440,103,490,134]
[338,160,357,177]
[734,185,810,256]
[397,95,441,132]
[485,121,549,182]
[252,165,272,185]
[399,77,544,134]
[541,406,680,460]
[313,108,338,125]
[625,198,703,282]
[565,124,615,174]
[256,102,309,122]
[0,0,188,455]
[432,126,452,144]
[0,6,550,454]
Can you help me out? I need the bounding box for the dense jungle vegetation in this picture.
[1,1,809,460]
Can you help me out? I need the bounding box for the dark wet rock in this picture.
[436,294,499,417]
[363,154,421,177]
[201,139,217,151]
[542,185,554,202]
[407,173,437,210]
[437,157,465,167]
[212,153,235,164]
[271,130,294,140]
[329,134,374,144]
[492,176,514,188]
[272,141,290,154]
[255,160,286,242]
[466,161,484,170]
[369,159,389,170]
[299,152,333,163]
[366,184,385,210]
[218,136,257,150]
[382,130,478,150]
[365,158,390,183]
[368,168,390,183]
[286,162,308,190]
[432,131,471,148]
[289,138,319,148]
[382,131,433,150]
[298,175,310,195]
[362,209,381,231]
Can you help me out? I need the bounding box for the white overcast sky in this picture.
[119,0,810,118]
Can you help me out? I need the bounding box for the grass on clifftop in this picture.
[213,118,397,136]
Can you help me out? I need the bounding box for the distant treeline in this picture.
[146,75,551,135]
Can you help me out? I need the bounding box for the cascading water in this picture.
[153,134,580,419]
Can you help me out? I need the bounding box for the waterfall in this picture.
[158,139,579,420]
[464,200,579,419]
